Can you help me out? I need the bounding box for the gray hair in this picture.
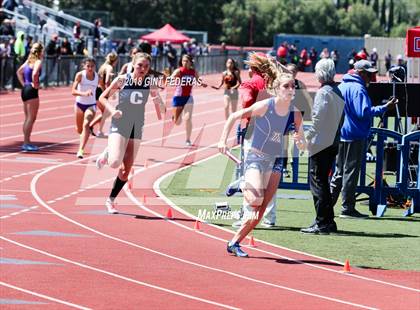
[315,58,336,83]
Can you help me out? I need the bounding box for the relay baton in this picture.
[225,150,241,165]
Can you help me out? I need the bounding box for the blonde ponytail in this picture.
[28,43,43,64]
[245,52,293,94]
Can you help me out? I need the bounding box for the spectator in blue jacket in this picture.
[330,60,396,218]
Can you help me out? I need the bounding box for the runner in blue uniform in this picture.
[218,63,305,257]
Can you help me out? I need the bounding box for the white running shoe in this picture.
[105,198,118,214]
[96,132,107,138]
[261,220,276,228]
[231,220,243,229]
[96,148,109,170]
[77,149,84,159]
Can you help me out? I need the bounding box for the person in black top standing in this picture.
[60,37,73,84]
[73,21,81,40]
[93,19,101,55]
[164,41,177,74]
[45,34,60,84]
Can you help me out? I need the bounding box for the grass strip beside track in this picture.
[160,150,420,271]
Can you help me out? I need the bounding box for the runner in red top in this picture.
[240,53,270,128]
[169,54,207,146]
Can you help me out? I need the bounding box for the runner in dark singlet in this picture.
[212,58,241,120]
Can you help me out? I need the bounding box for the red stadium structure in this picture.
[141,23,191,44]
[405,26,420,126]
[405,26,420,82]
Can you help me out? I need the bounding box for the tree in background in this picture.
[387,0,394,34]
[47,0,420,45]
[372,0,379,17]
[338,3,384,36]
[220,0,249,46]
[58,0,225,42]
[380,0,387,29]
[343,0,350,10]
[294,0,340,35]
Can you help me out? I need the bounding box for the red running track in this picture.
[1,73,419,309]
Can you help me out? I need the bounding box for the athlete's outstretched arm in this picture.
[150,85,166,116]
[218,99,269,153]
[195,71,207,88]
[169,68,181,79]
[98,75,125,119]
[212,72,225,90]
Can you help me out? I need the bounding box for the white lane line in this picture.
[0,90,218,122]
[0,138,79,159]
[0,159,59,166]
[0,125,75,141]
[0,94,221,161]
[0,99,224,180]
[0,87,215,110]
[0,281,91,309]
[30,140,377,310]
[153,151,420,294]
[31,120,228,206]
[0,206,38,220]
[0,168,46,184]
[1,99,72,117]
[0,189,32,193]
[0,238,239,310]
[0,119,226,220]
[0,96,71,109]
[1,114,71,128]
